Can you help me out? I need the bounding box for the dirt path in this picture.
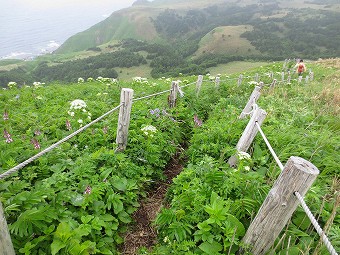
[120,151,185,254]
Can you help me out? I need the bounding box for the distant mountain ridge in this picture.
[55,0,340,59]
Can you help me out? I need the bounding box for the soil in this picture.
[120,150,186,254]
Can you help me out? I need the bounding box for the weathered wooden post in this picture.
[287,71,291,84]
[0,201,15,255]
[238,74,243,86]
[169,81,178,108]
[240,157,319,255]
[255,73,259,83]
[270,71,274,80]
[236,108,267,152]
[281,72,285,82]
[196,75,203,96]
[229,108,267,166]
[116,88,134,151]
[239,86,262,119]
[270,79,277,90]
[215,76,220,89]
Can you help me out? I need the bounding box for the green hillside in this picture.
[0,60,339,254]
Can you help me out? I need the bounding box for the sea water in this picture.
[0,1,134,60]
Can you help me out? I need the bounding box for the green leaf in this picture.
[111,176,127,191]
[199,241,223,255]
[81,215,94,224]
[118,211,131,223]
[51,239,67,255]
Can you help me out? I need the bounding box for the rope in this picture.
[0,104,123,180]
[294,192,339,255]
[133,89,170,102]
[255,122,284,171]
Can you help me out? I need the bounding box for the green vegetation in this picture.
[0,60,339,254]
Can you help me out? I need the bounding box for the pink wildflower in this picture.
[84,186,92,195]
[66,120,72,131]
[34,129,41,136]
[194,114,203,127]
[31,138,40,149]
[3,129,13,143]
[3,111,9,120]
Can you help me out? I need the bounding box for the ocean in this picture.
[0,1,135,60]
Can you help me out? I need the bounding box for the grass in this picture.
[207,61,270,75]
[194,25,260,58]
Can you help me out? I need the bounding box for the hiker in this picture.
[294,59,306,76]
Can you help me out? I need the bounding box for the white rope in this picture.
[255,122,284,171]
[133,89,170,101]
[0,104,123,180]
[295,192,339,255]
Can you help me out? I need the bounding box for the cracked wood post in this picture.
[254,73,259,82]
[169,81,177,108]
[228,108,267,166]
[240,157,319,255]
[196,75,203,96]
[0,201,15,255]
[239,85,262,119]
[116,88,133,151]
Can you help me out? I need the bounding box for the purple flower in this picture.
[66,120,72,131]
[194,114,203,127]
[31,138,40,149]
[3,129,13,143]
[150,109,155,115]
[84,185,92,195]
[34,129,41,136]
[3,111,9,120]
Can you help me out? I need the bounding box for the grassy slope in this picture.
[193,25,260,58]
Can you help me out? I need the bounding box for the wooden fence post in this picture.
[270,79,277,90]
[196,75,203,96]
[229,108,267,166]
[287,71,291,84]
[169,81,177,108]
[236,108,267,152]
[238,74,243,86]
[0,201,15,255]
[239,86,262,119]
[270,71,274,80]
[240,156,319,255]
[215,76,220,89]
[116,88,134,151]
[281,72,285,82]
[255,73,259,83]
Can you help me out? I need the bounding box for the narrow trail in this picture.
[120,150,186,254]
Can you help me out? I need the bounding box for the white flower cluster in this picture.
[33,82,44,88]
[68,99,92,125]
[7,82,17,89]
[70,99,87,110]
[141,125,157,137]
[248,81,259,86]
[78,77,84,83]
[237,151,251,160]
[133,77,149,85]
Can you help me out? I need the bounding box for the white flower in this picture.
[78,77,84,83]
[68,111,75,116]
[237,151,251,160]
[244,166,250,171]
[141,125,157,136]
[7,82,17,89]
[78,119,83,124]
[70,99,87,110]
[87,77,94,82]
[36,96,43,100]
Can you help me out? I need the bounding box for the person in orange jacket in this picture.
[294,59,306,76]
